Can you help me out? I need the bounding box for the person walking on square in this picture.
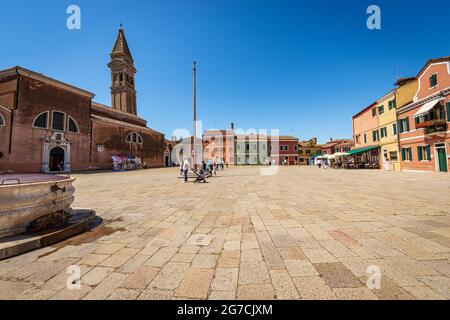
[207,159,213,173]
[179,161,184,175]
[183,158,190,182]
[213,160,218,176]
[202,160,207,172]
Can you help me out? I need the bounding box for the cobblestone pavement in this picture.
[1,167,450,300]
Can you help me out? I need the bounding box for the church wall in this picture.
[0,75,18,109]
[0,75,92,173]
[90,119,164,169]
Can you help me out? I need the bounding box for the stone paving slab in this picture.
[0,166,449,300]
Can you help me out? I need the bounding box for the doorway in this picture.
[165,156,169,167]
[436,145,448,172]
[49,147,65,172]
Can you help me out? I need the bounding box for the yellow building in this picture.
[394,77,418,110]
[393,77,419,171]
[375,77,419,171]
[298,138,321,165]
[376,91,401,171]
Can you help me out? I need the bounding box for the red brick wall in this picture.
[0,76,92,173]
[91,120,164,170]
[0,75,165,173]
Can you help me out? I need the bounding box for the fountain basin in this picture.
[0,174,75,238]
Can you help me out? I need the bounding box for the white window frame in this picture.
[32,111,49,129]
[126,132,144,145]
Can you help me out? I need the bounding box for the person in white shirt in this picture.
[183,158,190,182]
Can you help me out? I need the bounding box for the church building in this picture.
[0,28,165,173]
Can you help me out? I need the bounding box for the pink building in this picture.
[397,57,450,173]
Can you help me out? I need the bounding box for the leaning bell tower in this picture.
[108,26,137,115]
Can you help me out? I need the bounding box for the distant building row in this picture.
[174,126,352,166]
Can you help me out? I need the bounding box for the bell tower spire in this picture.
[108,26,137,115]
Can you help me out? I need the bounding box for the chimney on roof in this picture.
[230,123,235,130]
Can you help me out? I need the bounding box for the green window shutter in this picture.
[417,146,423,161]
[364,134,367,144]
[426,145,431,160]
[405,117,410,131]
[415,117,420,125]
[401,148,406,161]
[408,148,413,161]
[447,103,450,121]
[393,123,397,135]
[372,108,377,117]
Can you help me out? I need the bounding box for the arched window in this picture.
[0,113,5,126]
[68,116,79,133]
[33,112,48,129]
[126,132,143,144]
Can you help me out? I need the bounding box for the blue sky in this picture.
[1,0,449,143]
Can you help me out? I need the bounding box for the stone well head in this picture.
[0,174,76,238]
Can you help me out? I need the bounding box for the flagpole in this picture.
[193,61,197,169]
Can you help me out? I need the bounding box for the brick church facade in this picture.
[0,28,165,173]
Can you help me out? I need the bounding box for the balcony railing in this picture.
[416,120,448,135]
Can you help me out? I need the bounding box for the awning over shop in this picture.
[414,97,445,116]
[332,152,350,158]
[346,146,379,156]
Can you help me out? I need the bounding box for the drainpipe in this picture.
[9,68,20,154]
[89,97,93,163]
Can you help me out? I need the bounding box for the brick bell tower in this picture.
[108,26,137,115]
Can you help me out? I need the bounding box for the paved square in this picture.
[1,167,450,300]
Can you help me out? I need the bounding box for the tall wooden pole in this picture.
[193,61,197,168]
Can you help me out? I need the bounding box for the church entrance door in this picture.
[49,147,65,172]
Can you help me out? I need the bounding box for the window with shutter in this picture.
[401,148,406,161]
[426,145,431,160]
[415,117,420,126]
[418,146,423,161]
[429,74,438,87]
[447,103,450,121]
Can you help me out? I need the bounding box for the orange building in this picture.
[352,102,381,164]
